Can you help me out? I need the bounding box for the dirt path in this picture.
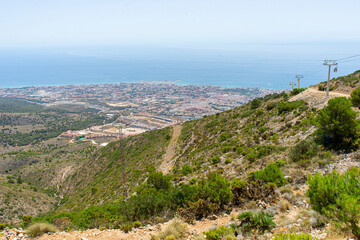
[290,87,350,109]
[306,87,350,97]
[30,212,235,240]
[159,125,182,174]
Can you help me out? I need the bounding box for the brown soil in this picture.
[289,87,350,109]
[159,125,183,174]
[31,212,235,240]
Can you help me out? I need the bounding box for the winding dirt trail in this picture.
[289,87,351,109]
[306,87,350,97]
[159,124,182,174]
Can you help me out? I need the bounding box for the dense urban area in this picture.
[0,82,281,140]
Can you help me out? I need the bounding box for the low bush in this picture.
[181,165,193,175]
[289,140,318,163]
[245,145,280,162]
[35,172,232,229]
[251,162,285,186]
[351,87,360,109]
[315,97,357,150]
[211,156,220,164]
[147,172,172,191]
[204,226,235,240]
[237,211,274,233]
[121,224,133,233]
[250,99,261,109]
[132,221,142,228]
[266,102,277,110]
[318,85,325,91]
[274,232,318,240]
[157,218,187,240]
[277,100,308,115]
[240,109,256,118]
[179,173,232,222]
[290,88,306,96]
[25,223,58,237]
[307,167,360,239]
[231,179,276,206]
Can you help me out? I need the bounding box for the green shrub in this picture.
[189,177,197,185]
[250,99,261,109]
[121,224,133,233]
[351,87,360,109]
[181,165,193,175]
[231,178,246,190]
[22,215,32,227]
[237,211,274,233]
[204,226,234,240]
[0,224,5,230]
[179,173,232,222]
[219,133,229,142]
[316,97,358,149]
[289,140,318,162]
[277,100,307,115]
[251,162,285,186]
[147,172,172,191]
[164,235,175,240]
[16,176,23,184]
[225,158,231,164]
[246,152,256,162]
[132,221,142,228]
[196,173,232,208]
[290,88,306,96]
[266,102,277,110]
[25,223,58,237]
[274,232,318,240]
[211,156,220,164]
[240,109,256,118]
[307,167,360,239]
[318,85,325,91]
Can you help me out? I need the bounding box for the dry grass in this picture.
[157,218,188,240]
[245,200,257,210]
[279,198,291,212]
[279,185,292,194]
[25,222,58,237]
[326,221,353,240]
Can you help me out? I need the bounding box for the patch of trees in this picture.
[0,115,106,147]
[0,97,42,113]
[316,97,357,150]
[308,167,360,239]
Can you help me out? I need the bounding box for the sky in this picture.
[0,0,360,49]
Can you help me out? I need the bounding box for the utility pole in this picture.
[290,82,296,90]
[323,60,338,98]
[295,74,303,89]
[114,123,128,197]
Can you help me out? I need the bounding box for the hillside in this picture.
[57,88,327,209]
[2,70,360,239]
[312,70,360,94]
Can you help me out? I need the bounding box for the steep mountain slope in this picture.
[56,91,321,212]
[57,127,172,211]
[3,70,360,239]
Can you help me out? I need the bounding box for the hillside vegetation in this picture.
[3,70,360,239]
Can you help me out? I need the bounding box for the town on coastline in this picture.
[0,82,283,141]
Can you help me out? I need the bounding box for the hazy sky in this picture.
[1,0,360,48]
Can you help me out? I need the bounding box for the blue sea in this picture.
[0,45,359,89]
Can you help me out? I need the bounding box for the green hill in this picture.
[0,97,42,113]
